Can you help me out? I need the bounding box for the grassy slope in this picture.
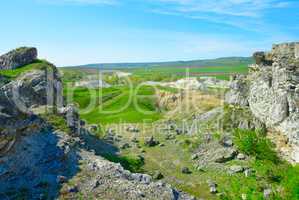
[0,60,53,80]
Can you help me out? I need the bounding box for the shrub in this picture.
[102,154,144,173]
[233,129,279,163]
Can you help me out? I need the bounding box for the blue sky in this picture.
[0,0,298,66]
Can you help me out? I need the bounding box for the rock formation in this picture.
[0,47,37,70]
[226,42,299,162]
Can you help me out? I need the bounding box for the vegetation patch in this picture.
[0,59,54,80]
[102,153,144,173]
[40,113,71,134]
[64,85,161,124]
[233,129,279,163]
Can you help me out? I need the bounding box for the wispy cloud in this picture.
[36,0,119,6]
[149,0,298,35]
[153,0,292,17]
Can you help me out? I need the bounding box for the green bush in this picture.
[103,154,144,173]
[233,129,279,163]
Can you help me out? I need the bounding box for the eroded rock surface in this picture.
[226,42,299,162]
[0,47,37,70]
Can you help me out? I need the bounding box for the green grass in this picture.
[156,85,179,93]
[59,64,248,88]
[223,129,299,199]
[233,129,279,163]
[127,65,248,82]
[102,153,144,173]
[64,85,161,124]
[0,59,53,80]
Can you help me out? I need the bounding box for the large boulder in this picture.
[0,47,37,70]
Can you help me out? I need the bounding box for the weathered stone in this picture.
[68,185,79,193]
[207,180,217,194]
[0,47,37,70]
[153,171,164,180]
[88,124,98,133]
[181,167,192,174]
[191,154,199,160]
[144,136,159,147]
[126,126,140,133]
[219,136,233,147]
[263,188,272,199]
[121,143,130,149]
[237,153,246,160]
[131,173,152,184]
[244,168,253,177]
[214,149,238,163]
[225,75,249,106]
[229,165,244,174]
[165,134,176,140]
[131,137,139,143]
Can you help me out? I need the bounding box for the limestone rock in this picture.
[225,75,249,106]
[144,136,159,147]
[226,42,299,162]
[263,188,272,199]
[0,47,37,70]
[207,180,217,194]
[153,171,164,180]
[214,149,238,163]
[181,167,192,174]
[237,153,246,160]
[229,165,244,174]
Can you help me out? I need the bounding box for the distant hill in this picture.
[67,57,253,69]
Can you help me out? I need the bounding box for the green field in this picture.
[60,64,249,124]
[64,85,162,125]
[60,64,249,83]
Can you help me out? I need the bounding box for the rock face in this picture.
[226,42,299,162]
[225,75,249,106]
[0,65,62,124]
[0,47,37,69]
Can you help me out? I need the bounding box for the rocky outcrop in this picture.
[226,42,299,162]
[61,147,193,200]
[0,47,37,69]
[225,75,249,106]
[0,68,62,119]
